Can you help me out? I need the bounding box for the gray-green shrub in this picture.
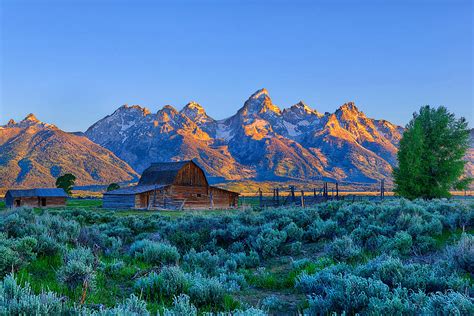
[130,239,180,265]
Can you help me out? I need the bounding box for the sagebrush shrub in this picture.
[162,294,197,316]
[385,231,412,256]
[0,273,70,315]
[283,222,303,241]
[107,294,150,315]
[450,234,474,274]
[182,249,220,275]
[0,233,37,277]
[57,246,96,291]
[423,291,474,315]
[253,228,287,258]
[188,274,225,307]
[135,266,188,300]
[298,269,390,314]
[327,236,361,262]
[130,239,180,265]
[305,219,338,241]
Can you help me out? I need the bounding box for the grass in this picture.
[434,227,474,249]
[66,198,102,208]
[17,254,64,294]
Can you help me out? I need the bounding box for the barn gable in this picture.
[138,161,208,187]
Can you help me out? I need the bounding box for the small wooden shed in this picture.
[5,188,68,208]
[103,161,239,210]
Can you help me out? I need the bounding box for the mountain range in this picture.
[0,114,138,188]
[1,89,472,189]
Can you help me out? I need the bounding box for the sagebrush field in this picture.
[0,199,473,315]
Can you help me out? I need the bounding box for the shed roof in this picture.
[138,161,194,186]
[104,184,166,195]
[6,188,68,198]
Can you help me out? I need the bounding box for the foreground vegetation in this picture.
[0,199,473,315]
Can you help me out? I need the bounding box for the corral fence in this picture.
[239,180,387,208]
[239,180,474,208]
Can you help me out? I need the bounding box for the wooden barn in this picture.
[5,188,68,208]
[103,161,239,210]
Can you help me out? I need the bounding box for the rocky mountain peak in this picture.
[287,101,323,117]
[157,105,179,123]
[7,119,16,126]
[117,104,151,116]
[249,88,270,100]
[241,88,281,116]
[337,102,360,113]
[181,102,206,116]
[181,102,214,125]
[336,102,366,120]
[161,105,178,113]
[23,113,40,123]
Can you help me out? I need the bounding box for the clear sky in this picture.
[0,0,472,131]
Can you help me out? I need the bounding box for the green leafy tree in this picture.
[394,106,471,199]
[107,183,120,192]
[55,173,76,195]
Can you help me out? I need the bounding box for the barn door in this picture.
[41,198,46,207]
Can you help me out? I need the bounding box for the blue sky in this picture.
[1,0,472,131]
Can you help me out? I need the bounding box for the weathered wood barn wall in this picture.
[103,161,239,210]
[5,188,68,208]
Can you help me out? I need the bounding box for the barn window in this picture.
[41,198,46,206]
[196,193,202,197]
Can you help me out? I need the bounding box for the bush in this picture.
[135,266,189,300]
[182,249,220,275]
[450,234,474,274]
[283,222,303,241]
[261,294,287,311]
[0,273,70,314]
[299,270,390,314]
[218,272,247,292]
[327,236,361,262]
[253,228,287,258]
[162,294,197,316]
[188,274,225,307]
[108,294,150,315]
[130,239,180,266]
[305,219,338,241]
[385,231,412,256]
[57,247,96,291]
[424,291,474,315]
[0,233,37,277]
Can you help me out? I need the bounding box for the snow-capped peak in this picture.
[181,101,214,125]
[115,104,151,116]
[241,88,281,116]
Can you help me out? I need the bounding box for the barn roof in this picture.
[138,160,196,186]
[6,188,68,198]
[104,184,166,195]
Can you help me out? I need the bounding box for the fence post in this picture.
[380,179,385,199]
[301,190,305,208]
[313,188,316,197]
[276,188,280,206]
[258,188,263,208]
[290,186,295,203]
[336,182,339,200]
